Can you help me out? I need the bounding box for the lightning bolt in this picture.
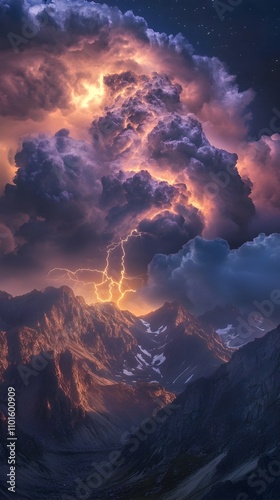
[48,229,144,305]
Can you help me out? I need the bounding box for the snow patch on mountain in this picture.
[139,320,167,335]
[139,345,152,358]
[216,324,233,336]
[152,367,162,376]
[152,353,166,366]
[123,369,134,376]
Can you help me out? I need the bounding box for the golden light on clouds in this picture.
[71,76,105,109]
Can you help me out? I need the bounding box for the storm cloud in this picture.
[0,0,279,307]
[0,126,201,280]
[124,209,204,275]
[145,233,280,317]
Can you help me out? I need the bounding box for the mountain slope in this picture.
[200,304,276,348]
[0,287,175,499]
[0,287,175,448]
[0,287,234,499]
[0,289,232,394]
[117,302,232,392]
[107,325,280,499]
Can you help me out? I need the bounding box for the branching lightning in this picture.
[48,229,144,305]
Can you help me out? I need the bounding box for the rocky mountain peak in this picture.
[142,300,197,330]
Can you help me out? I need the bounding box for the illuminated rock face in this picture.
[0,286,231,396]
[0,285,232,498]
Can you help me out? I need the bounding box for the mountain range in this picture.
[106,326,280,500]
[0,286,279,499]
[200,305,276,349]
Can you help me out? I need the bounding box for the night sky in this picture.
[105,0,280,136]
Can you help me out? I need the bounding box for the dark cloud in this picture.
[100,171,126,208]
[0,0,110,52]
[145,234,280,316]
[0,55,71,119]
[104,71,138,94]
[0,129,107,270]
[147,114,255,243]
[90,110,134,162]
[104,170,179,224]
[124,209,204,275]
[123,171,176,209]
[104,71,182,111]
[147,115,206,167]
[12,129,102,217]
[0,129,196,277]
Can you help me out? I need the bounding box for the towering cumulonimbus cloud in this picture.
[0,0,279,308]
